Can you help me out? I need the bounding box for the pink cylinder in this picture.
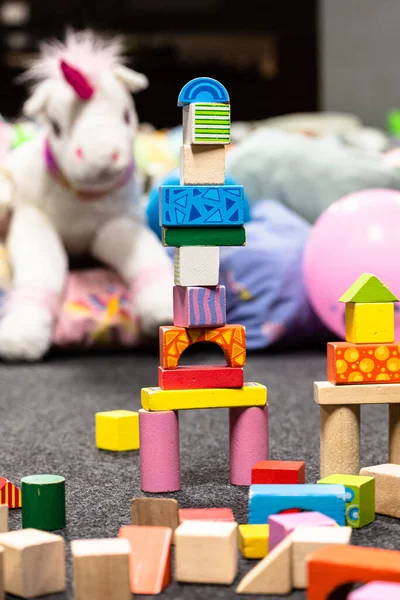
[229,405,268,485]
[139,408,181,492]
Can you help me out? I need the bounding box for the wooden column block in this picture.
[174,246,219,286]
[268,511,337,552]
[173,285,226,328]
[229,405,269,485]
[320,404,360,478]
[0,505,8,533]
[0,528,65,597]
[180,144,225,185]
[359,463,400,518]
[131,498,179,531]
[21,474,66,531]
[317,474,375,528]
[175,520,238,584]
[251,460,305,485]
[389,404,400,463]
[72,538,131,600]
[139,409,180,492]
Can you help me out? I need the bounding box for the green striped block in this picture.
[193,102,230,144]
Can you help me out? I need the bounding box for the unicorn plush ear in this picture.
[23,80,54,117]
[113,65,149,93]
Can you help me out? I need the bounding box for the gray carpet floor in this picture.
[1,345,399,600]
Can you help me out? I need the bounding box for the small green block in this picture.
[339,273,398,303]
[162,226,246,247]
[317,474,375,528]
[21,474,66,531]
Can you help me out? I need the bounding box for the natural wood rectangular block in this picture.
[0,505,7,533]
[131,497,179,531]
[315,381,400,405]
[180,144,225,185]
[71,538,131,600]
[0,528,65,598]
[359,464,400,518]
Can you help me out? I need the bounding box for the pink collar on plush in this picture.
[44,138,134,201]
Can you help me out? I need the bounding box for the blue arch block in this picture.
[248,484,347,526]
[178,77,229,106]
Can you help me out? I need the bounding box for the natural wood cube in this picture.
[180,144,225,185]
[0,528,65,598]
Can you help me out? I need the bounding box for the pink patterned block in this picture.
[173,285,226,328]
[229,405,268,486]
[268,511,337,552]
[348,581,400,599]
[139,408,180,492]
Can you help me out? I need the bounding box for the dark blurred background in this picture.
[0,0,318,128]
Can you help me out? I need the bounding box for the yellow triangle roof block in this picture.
[339,273,398,303]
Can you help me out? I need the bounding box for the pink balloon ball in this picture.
[303,189,400,339]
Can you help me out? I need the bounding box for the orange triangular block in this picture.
[0,476,22,508]
[119,525,172,594]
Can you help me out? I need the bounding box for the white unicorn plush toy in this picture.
[0,30,173,360]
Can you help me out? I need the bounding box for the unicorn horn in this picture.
[60,60,94,100]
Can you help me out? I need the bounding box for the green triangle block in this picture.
[339,273,398,303]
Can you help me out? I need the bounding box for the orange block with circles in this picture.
[327,342,400,384]
[159,325,246,369]
[307,544,400,600]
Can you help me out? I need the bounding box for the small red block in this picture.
[158,365,244,390]
[179,508,235,523]
[251,460,305,485]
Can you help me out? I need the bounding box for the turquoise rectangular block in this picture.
[248,484,347,526]
[159,185,244,227]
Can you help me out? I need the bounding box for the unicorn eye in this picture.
[50,120,62,137]
[124,109,131,125]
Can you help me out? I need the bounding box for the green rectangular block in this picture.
[162,226,246,247]
[317,474,375,528]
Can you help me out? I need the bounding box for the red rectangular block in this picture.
[251,460,305,485]
[179,508,235,523]
[327,341,400,384]
[158,365,244,390]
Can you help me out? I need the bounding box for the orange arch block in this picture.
[160,325,246,369]
[308,544,400,600]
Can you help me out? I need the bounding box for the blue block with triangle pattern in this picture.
[159,185,244,227]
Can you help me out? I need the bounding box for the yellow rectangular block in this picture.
[239,524,269,559]
[96,410,139,451]
[141,382,267,411]
[345,302,394,343]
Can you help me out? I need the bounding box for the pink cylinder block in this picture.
[139,408,180,492]
[348,582,400,599]
[229,405,268,485]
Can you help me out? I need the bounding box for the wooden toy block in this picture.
[251,460,305,485]
[179,508,234,523]
[175,520,238,584]
[315,380,400,404]
[345,302,394,344]
[236,533,292,594]
[248,484,347,525]
[292,525,352,589]
[118,525,172,594]
[389,403,400,463]
[180,144,225,185]
[319,403,360,477]
[160,185,243,227]
[0,546,3,600]
[139,409,180,492]
[348,581,400,599]
[359,463,400,518]
[178,76,230,106]
[95,410,139,451]
[173,284,226,328]
[0,528,65,597]
[160,323,246,369]
[158,365,244,390]
[0,476,21,508]
[327,342,400,384]
[174,246,219,286]
[317,474,375,528]
[142,382,266,411]
[230,405,269,485]
[21,474,66,531]
[339,273,398,303]
[268,511,337,552]
[131,498,179,531]
[162,226,246,247]
[0,505,8,533]
[307,545,400,600]
[182,102,231,145]
[238,524,269,559]
[71,538,131,600]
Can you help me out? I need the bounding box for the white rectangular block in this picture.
[180,144,225,185]
[174,246,219,286]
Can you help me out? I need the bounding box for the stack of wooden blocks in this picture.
[139,77,268,493]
